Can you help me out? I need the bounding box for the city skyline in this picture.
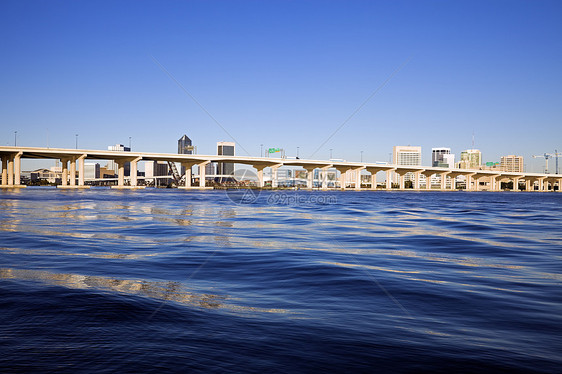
[1,1,561,173]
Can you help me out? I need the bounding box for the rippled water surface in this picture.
[1,188,561,373]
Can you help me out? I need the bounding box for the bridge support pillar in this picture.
[14,152,22,185]
[117,161,125,187]
[339,170,346,190]
[6,157,14,186]
[1,156,7,185]
[354,170,360,190]
[466,175,473,191]
[386,170,392,190]
[198,161,209,188]
[130,158,140,187]
[440,172,450,190]
[78,156,85,186]
[180,162,197,188]
[370,172,376,190]
[271,165,279,189]
[512,178,519,192]
[414,171,421,191]
[398,173,405,190]
[422,172,433,190]
[304,168,314,190]
[69,157,76,186]
[60,158,69,186]
[537,178,545,192]
[320,166,330,190]
[257,167,265,188]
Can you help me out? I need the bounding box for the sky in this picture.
[1,0,561,172]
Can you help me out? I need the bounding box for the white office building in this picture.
[393,145,422,183]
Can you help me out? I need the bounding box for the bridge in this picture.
[1,146,561,192]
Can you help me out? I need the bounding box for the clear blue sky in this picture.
[1,0,561,172]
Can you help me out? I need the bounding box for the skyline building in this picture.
[432,148,451,167]
[500,155,524,173]
[459,149,482,169]
[217,141,235,176]
[178,134,194,176]
[178,135,194,154]
[393,145,421,183]
[431,148,455,188]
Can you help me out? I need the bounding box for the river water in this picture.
[1,188,561,373]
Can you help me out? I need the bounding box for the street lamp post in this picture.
[75,134,78,149]
[129,137,132,150]
[297,146,300,159]
[260,144,263,158]
[14,131,17,146]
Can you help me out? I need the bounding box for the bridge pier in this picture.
[440,172,450,190]
[304,167,315,189]
[272,165,281,189]
[178,162,197,188]
[354,167,364,190]
[385,170,392,190]
[0,154,25,188]
[1,155,7,186]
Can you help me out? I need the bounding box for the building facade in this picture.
[84,163,100,180]
[217,141,235,176]
[500,155,524,173]
[393,145,421,183]
[178,135,194,154]
[458,149,482,169]
[432,148,451,167]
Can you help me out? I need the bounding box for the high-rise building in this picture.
[393,145,421,182]
[178,135,194,154]
[217,141,235,176]
[432,148,451,167]
[84,163,100,179]
[459,149,482,169]
[443,153,455,168]
[107,144,131,176]
[500,155,524,173]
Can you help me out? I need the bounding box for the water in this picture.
[1,188,561,373]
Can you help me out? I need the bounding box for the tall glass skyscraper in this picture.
[178,135,193,154]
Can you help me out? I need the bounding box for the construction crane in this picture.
[533,151,561,174]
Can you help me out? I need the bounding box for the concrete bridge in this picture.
[1,146,561,192]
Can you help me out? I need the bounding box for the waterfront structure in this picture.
[459,149,482,169]
[393,146,421,184]
[1,145,561,192]
[501,155,524,173]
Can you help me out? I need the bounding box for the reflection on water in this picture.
[0,267,290,315]
[0,189,561,372]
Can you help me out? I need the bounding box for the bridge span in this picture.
[1,146,561,192]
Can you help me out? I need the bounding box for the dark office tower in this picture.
[178,135,193,154]
[217,141,235,176]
